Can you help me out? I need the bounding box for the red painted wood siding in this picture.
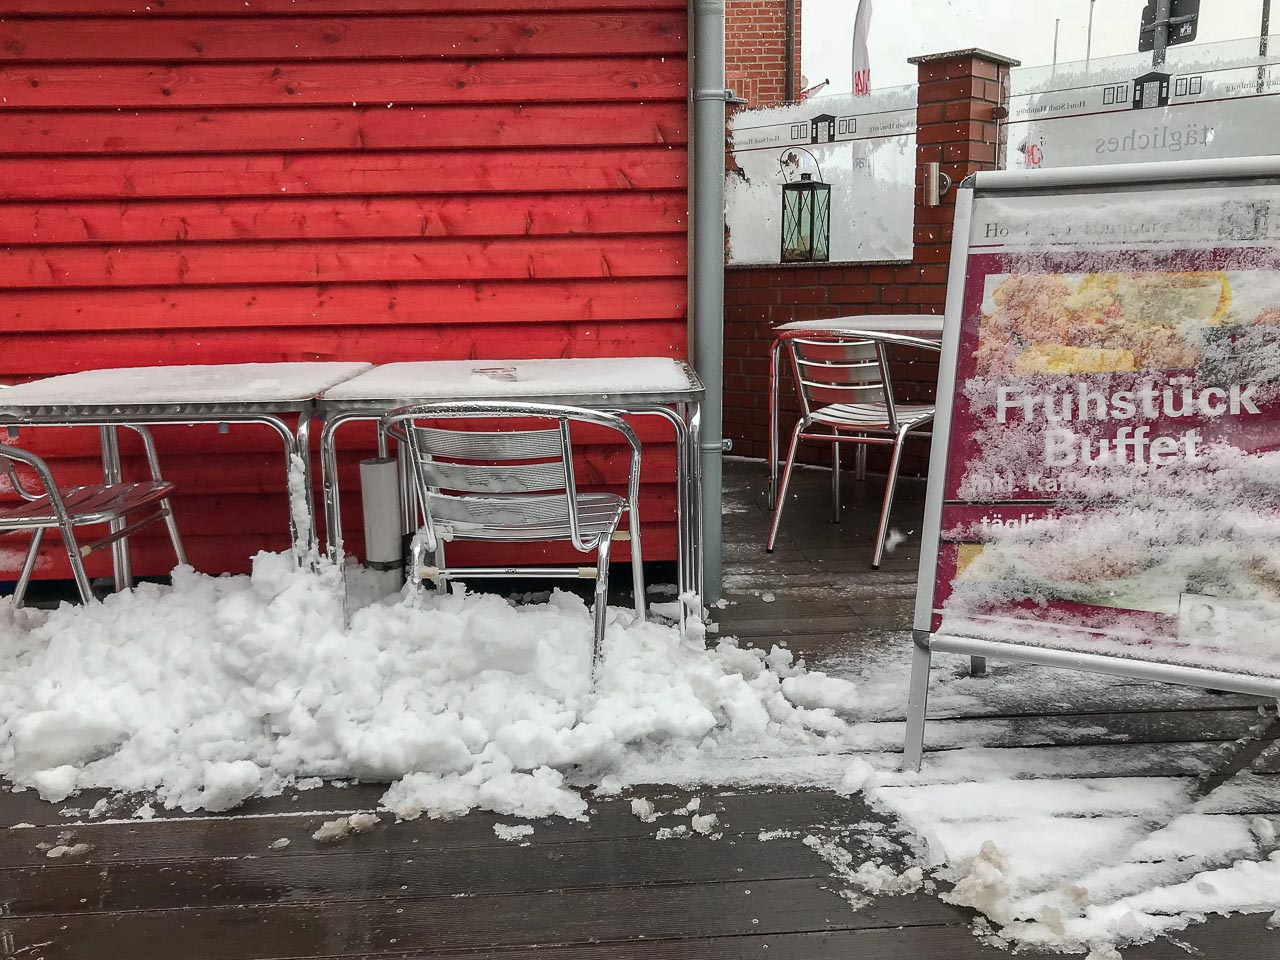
[0,0,689,580]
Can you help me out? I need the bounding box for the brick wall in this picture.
[724,49,1019,476]
[726,0,799,107]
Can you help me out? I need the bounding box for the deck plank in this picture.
[0,834,838,915]
[0,789,886,868]
[0,878,970,960]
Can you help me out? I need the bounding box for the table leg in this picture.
[320,414,352,565]
[624,407,686,604]
[251,415,309,567]
[671,403,690,604]
[293,413,317,565]
[397,437,417,537]
[688,400,704,605]
[99,425,132,592]
[768,338,782,510]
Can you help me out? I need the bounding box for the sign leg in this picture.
[903,641,932,771]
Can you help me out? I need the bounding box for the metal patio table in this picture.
[768,315,945,509]
[319,357,706,602]
[0,361,373,587]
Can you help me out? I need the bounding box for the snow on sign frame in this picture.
[904,157,1280,770]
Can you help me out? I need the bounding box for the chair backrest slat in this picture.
[419,459,567,495]
[424,491,574,528]
[412,424,562,461]
[788,336,894,423]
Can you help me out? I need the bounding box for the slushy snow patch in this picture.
[493,823,535,842]
[312,813,379,843]
[45,842,90,859]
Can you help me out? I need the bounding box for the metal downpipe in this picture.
[691,0,726,603]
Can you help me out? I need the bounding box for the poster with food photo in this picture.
[930,188,1280,676]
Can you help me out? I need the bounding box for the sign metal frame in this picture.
[904,156,1280,771]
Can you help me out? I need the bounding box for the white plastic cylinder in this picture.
[359,457,402,571]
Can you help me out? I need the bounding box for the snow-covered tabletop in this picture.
[774,315,944,337]
[0,362,373,411]
[323,357,703,405]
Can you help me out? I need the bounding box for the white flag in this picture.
[852,0,872,96]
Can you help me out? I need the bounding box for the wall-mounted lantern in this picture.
[779,148,831,263]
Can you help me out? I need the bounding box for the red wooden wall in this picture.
[0,0,689,579]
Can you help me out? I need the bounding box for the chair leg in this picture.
[872,428,910,569]
[407,534,428,603]
[57,520,95,604]
[855,443,867,481]
[433,542,448,597]
[134,424,188,568]
[626,507,645,623]
[766,421,805,553]
[831,431,841,524]
[13,528,45,608]
[592,538,614,678]
[161,502,188,568]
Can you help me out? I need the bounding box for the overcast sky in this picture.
[803,0,1272,92]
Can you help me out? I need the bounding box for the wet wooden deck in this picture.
[1,460,1277,959]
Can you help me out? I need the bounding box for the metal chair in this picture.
[381,401,645,668]
[767,336,934,568]
[1,426,186,606]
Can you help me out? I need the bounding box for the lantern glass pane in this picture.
[812,184,831,262]
[781,184,814,262]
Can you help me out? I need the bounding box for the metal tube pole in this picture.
[1052,18,1060,73]
[1260,0,1272,94]
[1086,0,1096,68]
[99,425,131,592]
[692,0,726,604]
[1153,0,1171,67]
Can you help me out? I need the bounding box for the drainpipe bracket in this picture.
[693,87,744,103]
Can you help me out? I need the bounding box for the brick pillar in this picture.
[908,48,1020,300]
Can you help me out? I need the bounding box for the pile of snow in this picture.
[0,552,860,822]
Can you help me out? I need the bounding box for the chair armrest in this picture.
[0,442,57,502]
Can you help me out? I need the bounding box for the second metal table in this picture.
[319,357,707,603]
[768,316,945,509]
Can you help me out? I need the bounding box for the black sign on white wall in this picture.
[1138,0,1201,53]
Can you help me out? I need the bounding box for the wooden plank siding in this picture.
[0,0,690,580]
